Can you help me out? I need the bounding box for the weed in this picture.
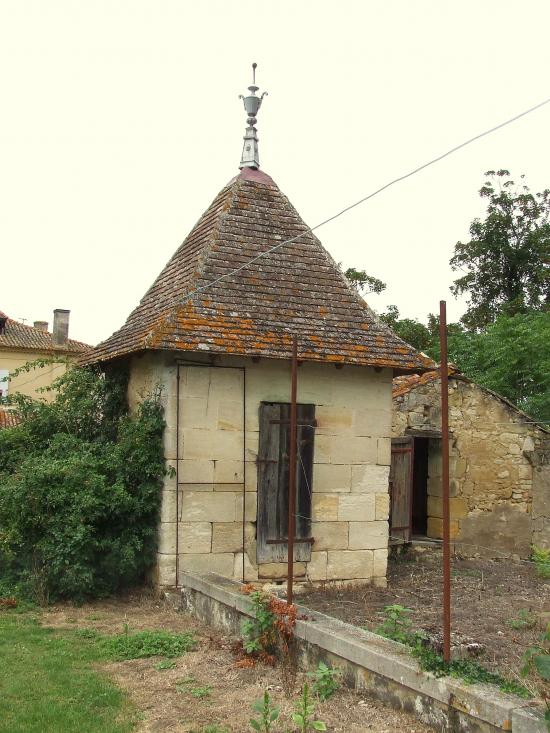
[413,643,531,698]
[241,591,276,655]
[373,604,421,646]
[291,683,326,732]
[533,547,550,579]
[241,587,298,696]
[307,662,341,701]
[101,630,196,660]
[192,726,229,733]
[175,676,211,699]
[154,659,176,671]
[270,596,298,697]
[190,685,212,699]
[522,623,550,727]
[372,606,530,698]
[250,689,280,732]
[508,609,537,630]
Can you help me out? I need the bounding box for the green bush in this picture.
[0,365,166,603]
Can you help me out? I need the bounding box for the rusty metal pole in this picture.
[287,336,298,606]
[439,301,451,662]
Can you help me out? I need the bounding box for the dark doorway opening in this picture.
[412,437,429,535]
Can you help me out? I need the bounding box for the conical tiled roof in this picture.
[82,168,433,373]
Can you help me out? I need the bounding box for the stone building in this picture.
[391,368,550,557]
[0,308,89,401]
[82,70,432,588]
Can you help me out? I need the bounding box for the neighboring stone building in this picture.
[82,70,433,588]
[391,368,550,558]
[0,309,90,402]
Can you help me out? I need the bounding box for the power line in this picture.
[184,95,550,302]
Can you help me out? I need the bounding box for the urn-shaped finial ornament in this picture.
[239,63,267,170]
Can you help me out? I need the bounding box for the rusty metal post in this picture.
[439,301,451,662]
[287,336,298,606]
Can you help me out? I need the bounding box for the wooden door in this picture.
[390,436,414,542]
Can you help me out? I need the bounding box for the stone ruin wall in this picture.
[530,439,550,550]
[392,377,549,557]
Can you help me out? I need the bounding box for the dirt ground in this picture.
[299,545,550,687]
[42,592,433,733]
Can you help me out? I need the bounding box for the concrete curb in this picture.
[179,572,546,732]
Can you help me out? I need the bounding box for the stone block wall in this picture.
[392,376,549,557]
[128,352,393,587]
[529,441,550,549]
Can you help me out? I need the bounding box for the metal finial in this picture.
[238,63,267,170]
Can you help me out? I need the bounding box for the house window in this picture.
[256,402,315,563]
[0,370,9,399]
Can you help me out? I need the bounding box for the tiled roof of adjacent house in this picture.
[392,367,460,398]
[393,370,439,398]
[0,407,20,429]
[82,168,435,373]
[0,317,90,354]
[392,368,550,432]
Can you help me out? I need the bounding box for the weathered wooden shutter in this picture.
[257,402,315,563]
[390,436,414,542]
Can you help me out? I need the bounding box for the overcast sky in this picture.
[1,0,549,346]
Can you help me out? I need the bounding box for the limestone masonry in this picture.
[129,352,394,586]
[392,372,550,557]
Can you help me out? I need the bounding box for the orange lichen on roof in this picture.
[81,171,436,373]
[393,366,459,398]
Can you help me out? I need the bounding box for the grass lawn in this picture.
[0,610,135,733]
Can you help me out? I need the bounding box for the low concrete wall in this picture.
[179,572,546,733]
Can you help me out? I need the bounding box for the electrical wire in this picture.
[183,95,550,303]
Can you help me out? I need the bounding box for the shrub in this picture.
[0,365,166,603]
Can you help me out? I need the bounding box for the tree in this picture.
[460,311,550,424]
[343,267,386,296]
[379,305,433,352]
[450,170,550,330]
[424,312,549,425]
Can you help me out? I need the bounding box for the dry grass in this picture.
[300,546,550,689]
[41,591,432,732]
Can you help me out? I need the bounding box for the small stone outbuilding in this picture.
[391,369,550,558]
[82,75,433,588]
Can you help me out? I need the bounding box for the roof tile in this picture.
[0,407,20,429]
[82,170,435,372]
